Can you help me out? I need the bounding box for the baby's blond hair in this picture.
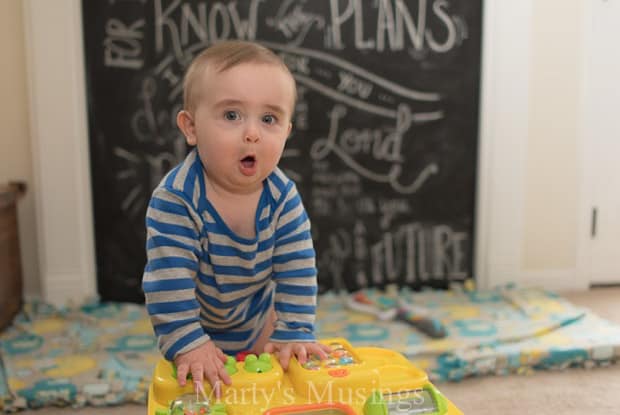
[182,40,296,114]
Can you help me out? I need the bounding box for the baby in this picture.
[142,40,329,397]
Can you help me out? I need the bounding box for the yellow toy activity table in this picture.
[148,338,462,415]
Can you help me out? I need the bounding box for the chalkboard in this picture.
[82,0,482,302]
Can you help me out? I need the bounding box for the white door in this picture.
[582,0,620,285]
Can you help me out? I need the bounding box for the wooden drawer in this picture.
[0,183,25,330]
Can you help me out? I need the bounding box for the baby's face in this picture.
[187,62,295,195]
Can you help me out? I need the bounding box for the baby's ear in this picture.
[177,110,197,146]
[286,122,292,138]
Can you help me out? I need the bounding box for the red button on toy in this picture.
[327,368,349,377]
[236,351,252,362]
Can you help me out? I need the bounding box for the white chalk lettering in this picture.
[311,104,438,194]
[103,18,145,69]
[330,0,461,53]
[209,3,231,41]
[266,0,325,46]
[279,52,311,75]
[154,0,260,59]
[426,0,458,53]
[370,223,468,283]
[180,3,207,46]
[337,71,373,99]
[318,229,352,293]
[155,0,183,58]
[379,198,411,229]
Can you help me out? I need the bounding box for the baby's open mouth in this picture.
[241,155,256,168]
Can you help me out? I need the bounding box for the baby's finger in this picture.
[205,367,222,398]
[294,344,308,365]
[263,342,276,354]
[302,343,328,361]
[190,362,205,385]
[176,363,189,386]
[218,365,232,386]
[317,343,332,359]
[279,346,292,370]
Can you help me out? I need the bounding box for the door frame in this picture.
[22,0,96,304]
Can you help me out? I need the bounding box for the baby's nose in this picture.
[244,124,260,142]
[245,133,259,143]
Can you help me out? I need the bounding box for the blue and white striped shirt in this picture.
[142,149,318,360]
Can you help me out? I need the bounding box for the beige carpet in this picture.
[438,287,620,415]
[17,287,620,415]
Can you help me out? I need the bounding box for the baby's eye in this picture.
[262,114,277,125]
[224,110,240,121]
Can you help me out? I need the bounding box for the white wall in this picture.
[0,0,40,296]
[13,0,592,304]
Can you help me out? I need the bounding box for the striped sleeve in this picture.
[142,187,209,360]
[270,182,318,343]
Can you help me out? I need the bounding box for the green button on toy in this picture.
[243,353,273,373]
[224,356,238,375]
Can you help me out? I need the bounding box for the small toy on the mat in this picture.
[397,302,448,339]
[347,289,447,339]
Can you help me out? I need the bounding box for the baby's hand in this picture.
[264,341,331,370]
[174,340,232,398]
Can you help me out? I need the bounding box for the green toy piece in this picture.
[363,386,448,415]
[422,384,449,415]
[243,353,273,373]
[224,356,238,375]
[157,401,227,415]
[363,390,387,415]
[210,403,228,414]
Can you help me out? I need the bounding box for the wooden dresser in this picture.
[0,183,25,330]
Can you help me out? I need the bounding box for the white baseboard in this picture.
[483,268,589,293]
[40,272,98,307]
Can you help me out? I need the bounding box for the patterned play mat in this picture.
[1,286,620,411]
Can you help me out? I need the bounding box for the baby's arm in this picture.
[268,182,326,368]
[143,188,226,392]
